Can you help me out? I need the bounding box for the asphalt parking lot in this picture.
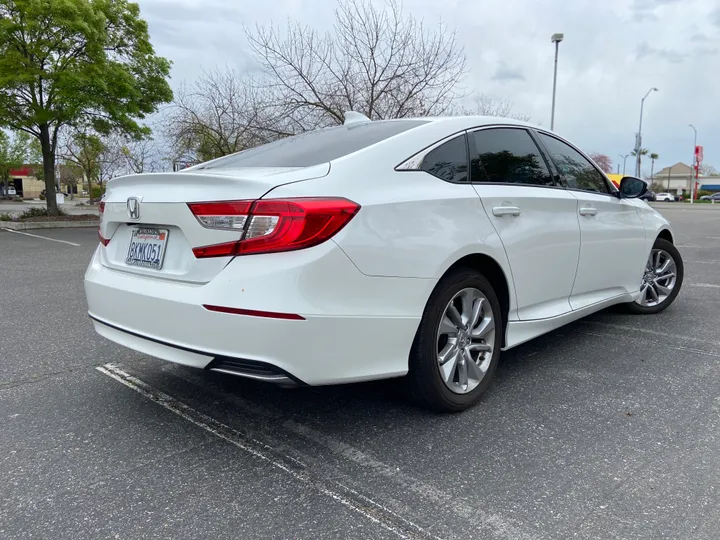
[1,204,719,540]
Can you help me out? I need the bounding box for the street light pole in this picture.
[635,87,658,177]
[620,154,630,176]
[689,124,697,204]
[550,33,564,131]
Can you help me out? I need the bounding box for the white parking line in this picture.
[162,364,539,540]
[1,228,81,246]
[689,283,720,289]
[96,363,440,540]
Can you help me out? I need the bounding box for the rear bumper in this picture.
[85,242,435,385]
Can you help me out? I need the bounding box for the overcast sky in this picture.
[137,0,720,176]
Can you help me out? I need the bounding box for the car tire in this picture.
[624,238,683,315]
[407,268,502,413]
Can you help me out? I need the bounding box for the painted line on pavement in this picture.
[1,227,81,246]
[583,320,720,348]
[689,283,720,289]
[96,363,440,540]
[160,363,539,540]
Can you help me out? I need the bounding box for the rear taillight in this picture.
[98,202,109,245]
[188,198,360,258]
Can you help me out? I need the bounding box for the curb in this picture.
[1,221,98,230]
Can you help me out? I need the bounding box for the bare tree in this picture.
[162,68,283,163]
[59,128,125,200]
[246,0,467,126]
[456,94,530,121]
[163,1,528,163]
[121,137,163,174]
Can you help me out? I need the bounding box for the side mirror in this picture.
[618,176,648,199]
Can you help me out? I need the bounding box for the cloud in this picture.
[491,63,526,82]
[135,0,720,170]
[713,8,720,27]
[636,41,687,63]
[690,33,711,43]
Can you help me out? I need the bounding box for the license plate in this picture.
[125,227,169,270]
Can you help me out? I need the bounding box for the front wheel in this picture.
[407,268,502,412]
[625,237,683,314]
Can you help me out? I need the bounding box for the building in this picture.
[1,164,85,198]
[652,162,720,194]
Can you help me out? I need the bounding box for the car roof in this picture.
[379,115,542,132]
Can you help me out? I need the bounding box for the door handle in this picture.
[492,206,521,217]
[579,207,598,217]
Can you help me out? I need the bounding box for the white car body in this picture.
[655,192,675,202]
[85,116,673,388]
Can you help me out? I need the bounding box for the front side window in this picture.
[470,128,554,186]
[537,133,610,194]
[420,134,469,183]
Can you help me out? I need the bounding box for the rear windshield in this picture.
[198,120,428,169]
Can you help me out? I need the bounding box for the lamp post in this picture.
[550,33,564,131]
[689,124,697,204]
[635,87,658,177]
[620,154,630,176]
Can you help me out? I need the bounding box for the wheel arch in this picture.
[657,228,674,244]
[441,253,511,347]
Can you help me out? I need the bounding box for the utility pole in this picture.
[550,33,563,131]
[620,154,630,176]
[635,87,658,177]
[689,124,697,204]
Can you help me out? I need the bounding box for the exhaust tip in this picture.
[206,357,301,387]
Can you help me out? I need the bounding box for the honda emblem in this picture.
[127,197,141,220]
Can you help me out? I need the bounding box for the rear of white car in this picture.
[85,121,436,386]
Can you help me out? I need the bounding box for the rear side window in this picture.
[420,134,469,183]
[537,133,610,193]
[469,128,554,186]
[198,120,428,169]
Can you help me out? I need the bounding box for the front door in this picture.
[469,127,581,320]
[536,132,647,310]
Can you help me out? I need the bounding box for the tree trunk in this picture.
[86,172,93,203]
[651,161,655,180]
[39,125,58,215]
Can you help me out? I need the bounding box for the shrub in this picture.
[0,212,12,221]
[19,207,67,219]
[90,185,106,199]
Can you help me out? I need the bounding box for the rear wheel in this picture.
[408,268,502,412]
[625,237,683,314]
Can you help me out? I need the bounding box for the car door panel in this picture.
[535,132,648,310]
[469,127,581,321]
[569,192,647,309]
[475,185,581,319]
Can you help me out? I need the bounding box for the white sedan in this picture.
[655,192,676,202]
[85,115,684,412]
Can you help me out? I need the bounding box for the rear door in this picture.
[535,132,647,310]
[469,127,581,320]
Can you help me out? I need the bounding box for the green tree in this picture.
[0,130,29,196]
[649,152,659,179]
[60,130,123,201]
[631,148,648,178]
[0,0,172,214]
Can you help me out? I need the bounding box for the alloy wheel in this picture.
[436,287,495,394]
[635,248,677,307]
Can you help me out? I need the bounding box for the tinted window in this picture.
[200,120,428,169]
[469,128,553,186]
[537,133,610,193]
[420,134,468,183]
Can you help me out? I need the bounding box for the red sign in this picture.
[695,145,703,164]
